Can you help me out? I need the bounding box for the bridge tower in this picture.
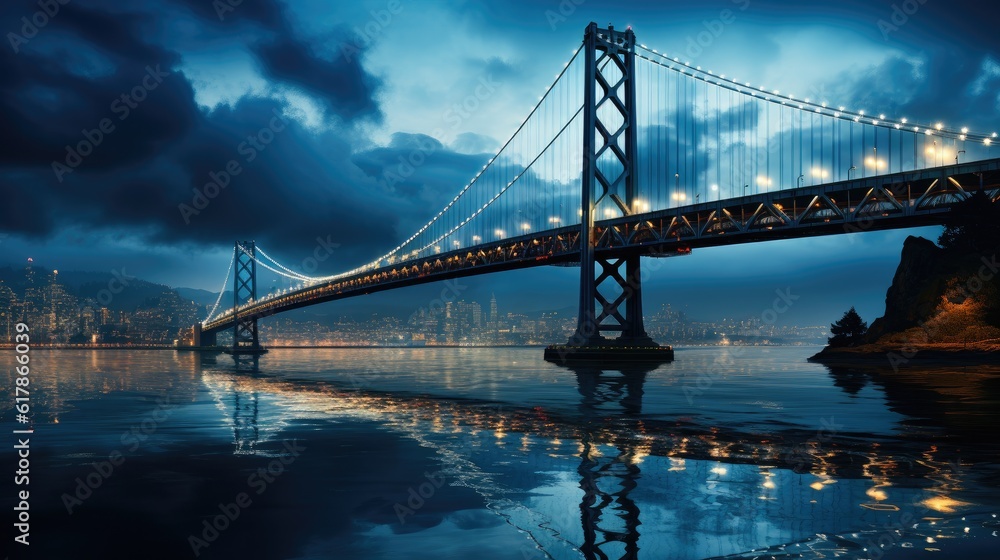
[229,241,267,356]
[546,23,672,363]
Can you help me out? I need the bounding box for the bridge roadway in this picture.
[202,158,1000,336]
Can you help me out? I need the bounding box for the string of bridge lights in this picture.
[254,246,313,281]
[373,106,584,269]
[634,45,997,145]
[203,245,310,323]
[311,44,586,282]
[203,249,236,323]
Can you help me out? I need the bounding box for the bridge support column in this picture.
[227,240,267,357]
[546,22,671,364]
[192,324,216,348]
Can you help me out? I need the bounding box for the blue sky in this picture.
[0,0,997,326]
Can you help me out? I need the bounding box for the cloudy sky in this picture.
[0,0,997,326]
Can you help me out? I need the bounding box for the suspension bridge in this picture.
[193,23,1000,362]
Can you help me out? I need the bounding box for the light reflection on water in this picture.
[3,347,999,559]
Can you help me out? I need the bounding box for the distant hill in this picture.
[176,287,229,308]
[0,265,207,313]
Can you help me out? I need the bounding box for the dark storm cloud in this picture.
[251,36,382,122]
[351,133,492,202]
[0,3,193,170]
[171,0,285,25]
[0,0,402,269]
[172,0,383,122]
[824,51,999,129]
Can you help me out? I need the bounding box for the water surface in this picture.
[2,347,999,559]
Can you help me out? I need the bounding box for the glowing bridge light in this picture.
[520,223,531,231]
[548,216,561,224]
[961,127,969,134]
[603,208,616,217]
[756,175,773,187]
[710,184,719,191]
[671,192,687,201]
[935,122,944,130]
[865,157,887,169]
[472,235,481,242]
[811,167,830,179]
[495,229,505,238]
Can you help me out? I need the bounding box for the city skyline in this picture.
[0,260,829,346]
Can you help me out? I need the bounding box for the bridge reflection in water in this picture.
[194,354,999,560]
[572,366,650,560]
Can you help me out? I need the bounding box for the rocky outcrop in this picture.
[865,236,950,340]
[811,234,1000,363]
[866,235,1000,345]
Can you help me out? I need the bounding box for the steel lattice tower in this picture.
[572,23,656,349]
[232,240,264,354]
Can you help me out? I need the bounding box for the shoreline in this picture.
[808,343,1000,366]
[0,342,826,351]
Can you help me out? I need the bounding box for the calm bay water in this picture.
[2,346,999,559]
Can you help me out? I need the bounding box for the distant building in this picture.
[0,281,16,342]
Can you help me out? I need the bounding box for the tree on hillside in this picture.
[829,307,868,347]
[938,190,1000,253]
